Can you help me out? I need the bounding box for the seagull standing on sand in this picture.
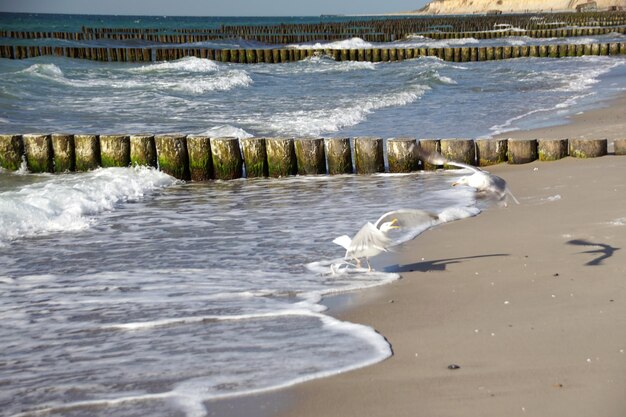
[416,147,519,205]
[333,209,439,271]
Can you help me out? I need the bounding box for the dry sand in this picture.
[228,94,626,417]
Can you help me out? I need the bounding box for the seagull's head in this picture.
[380,218,400,232]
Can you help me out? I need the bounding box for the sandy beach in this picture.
[247,93,626,417]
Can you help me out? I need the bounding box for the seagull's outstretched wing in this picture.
[373,209,439,230]
[347,222,393,259]
[412,144,482,173]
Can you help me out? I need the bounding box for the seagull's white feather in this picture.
[346,222,393,260]
[332,234,352,251]
[374,209,439,230]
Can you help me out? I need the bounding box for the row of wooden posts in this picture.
[78,12,626,36]
[3,11,625,44]
[2,25,625,45]
[2,41,625,63]
[0,134,622,181]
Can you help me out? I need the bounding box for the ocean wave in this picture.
[403,36,479,48]
[297,55,377,73]
[0,167,176,245]
[556,57,623,93]
[487,92,592,136]
[166,70,253,93]
[18,59,252,94]
[130,56,221,73]
[261,84,430,136]
[197,125,253,139]
[20,62,64,78]
[288,37,374,50]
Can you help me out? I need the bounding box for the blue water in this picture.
[1,13,626,417]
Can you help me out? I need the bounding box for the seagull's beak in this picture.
[452,182,459,187]
[390,218,400,229]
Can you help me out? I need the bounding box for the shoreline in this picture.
[266,94,626,417]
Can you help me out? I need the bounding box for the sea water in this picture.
[1,13,626,417]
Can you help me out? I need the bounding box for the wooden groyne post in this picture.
[387,137,419,173]
[74,134,101,171]
[210,137,243,180]
[23,134,53,173]
[240,137,268,178]
[51,133,75,173]
[266,137,297,177]
[475,138,507,166]
[538,138,569,161]
[294,138,326,175]
[100,134,130,167]
[354,137,384,174]
[0,134,24,171]
[155,134,190,180]
[325,137,353,175]
[186,135,213,181]
[130,134,157,168]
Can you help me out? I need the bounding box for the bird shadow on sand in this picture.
[383,253,510,273]
[567,239,620,266]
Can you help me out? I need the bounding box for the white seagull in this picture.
[333,209,439,271]
[417,148,519,205]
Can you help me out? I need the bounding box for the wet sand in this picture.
[269,93,626,417]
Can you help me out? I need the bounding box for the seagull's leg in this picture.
[366,258,372,272]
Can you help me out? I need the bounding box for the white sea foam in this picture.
[288,37,374,50]
[570,37,597,45]
[262,84,430,136]
[403,36,479,49]
[168,70,253,93]
[131,56,220,73]
[21,63,64,78]
[197,125,253,139]
[437,206,482,223]
[487,93,591,136]
[21,59,252,94]
[0,167,176,245]
[298,55,377,73]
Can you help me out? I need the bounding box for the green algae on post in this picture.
[210,137,243,180]
[0,134,24,171]
[23,133,53,173]
[99,134,130,168]
[569,138,607,158]
[538,138,569,161]
[440,138,475,168]
[186,135,213,181]
[266,137,297,178]
[325,137,353,175]
[155,134,190,180]
[51,133,75,173]
[475,138,507,167]
[294,138,326,175]
[387,137,419,173]
[74,134,100,171]
[240,137,268,178]
[130,134,157,168]
[354,137,384,174]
